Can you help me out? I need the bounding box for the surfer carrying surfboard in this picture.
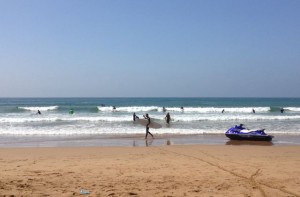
[143,114,154,139]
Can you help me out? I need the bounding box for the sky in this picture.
[0,0,299,97]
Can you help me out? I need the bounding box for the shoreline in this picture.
[0,145,300,196]
[1,133,300,148]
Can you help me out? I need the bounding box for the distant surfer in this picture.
[69,109,74,115]
[222,109,225,113]
[180,106,184,112]
[143,114,153,139]
[252,109,255,113]
[280,108,284,113]
[112,106,116,111]
[37,110,41,115]
[133,112,139,121]
[165,112,171,124]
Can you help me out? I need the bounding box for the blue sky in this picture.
[0,0,299,97]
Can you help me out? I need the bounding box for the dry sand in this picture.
[0,145,300,197]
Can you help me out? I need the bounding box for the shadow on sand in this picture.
[226,140,274,146]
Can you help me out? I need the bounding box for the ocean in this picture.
[1,97,300,147]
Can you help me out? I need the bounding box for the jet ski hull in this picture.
[225,133,273,141]
[225,125,274,141]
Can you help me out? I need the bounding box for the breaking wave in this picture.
[1,114,300,123]
[18,106,59,111]
[285,107,300,112]
[97,106,271,113]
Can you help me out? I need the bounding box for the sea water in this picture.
[1,97,300,137]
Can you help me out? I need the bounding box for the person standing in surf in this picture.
[69,108,74,115]
[165,112,171,124]
[133,112,139,121]
[143,113,153,139]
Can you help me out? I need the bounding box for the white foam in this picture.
[170,114,300,122]
[0,126,226,135]
[97,106,158,112]
[1,113,300,123]
[0,114,135,123]
[66,116,132,122]
[18,106,58,111]
[0,126,146,135]
[285,107,300,112]
[96,106,271,113]
[0,121,299,136]
[0,117,59,123]
[182,107,270,113]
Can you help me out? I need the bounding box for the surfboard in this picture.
[136,119,162,129]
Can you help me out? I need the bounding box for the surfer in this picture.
[133,112,139,121]
[69,109,74,115]
[252,109,255,113]
[37,110,41,115]
[222,109,225,113]
[180,106,184,112]
[165,112,171,124]
[143,114,153,139]
[280,108,284,113]
[112,106,116,111]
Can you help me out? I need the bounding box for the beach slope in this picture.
[0,145,300,196]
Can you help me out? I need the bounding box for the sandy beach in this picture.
[0,145,300,197]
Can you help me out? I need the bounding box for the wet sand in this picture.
[1,133,300,148]
[0,145,300,196]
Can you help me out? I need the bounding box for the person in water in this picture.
[221,109,225,113]
[133,112,139,121]
[165,112,171,124]
[37,110,41,115]
[69,109,74,114]
[280,108,284,113]
[143,113,153,139]
[252,109,256,113]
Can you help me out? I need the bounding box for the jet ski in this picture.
[225,124,274,141]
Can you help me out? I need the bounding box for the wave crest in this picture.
[18,106,59,111]
[97,106,271,113]
[285,107,300,112]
